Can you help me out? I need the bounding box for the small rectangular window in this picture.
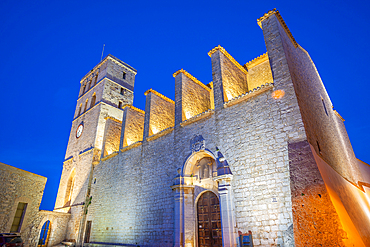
[120,88,124,95]
[122,72,126,80]
[118,101,122,109]
[10,202,27,232]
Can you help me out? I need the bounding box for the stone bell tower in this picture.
[54,55,137,241]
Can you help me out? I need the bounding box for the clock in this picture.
[76,124,84,138]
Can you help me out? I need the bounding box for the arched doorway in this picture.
[197,191,222,247]
[38,220,51,247]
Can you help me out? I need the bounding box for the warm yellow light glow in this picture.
[185,111,193,120]
[107,149,113,155]
[272,90,285,99]
[226,92,233,101]
[126,138,133,146]
[151,126,160,135]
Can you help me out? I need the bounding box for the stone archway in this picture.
[38,220,51,247]
[171,146,237,247]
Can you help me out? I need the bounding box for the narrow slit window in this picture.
[94,73,98,85]
[120,88,124,95]
[84,99,89,112]
[122,72,126,80]
[317,140,322,154]
[118,101,122,109]
[82,85,86,95]
[87,80,92,91]
[90,94,96,108]
[322,97,328,116]
[78,104,82,116]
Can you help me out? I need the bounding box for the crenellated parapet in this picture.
[257,8,298,48]
[143,89,175,139]
[173,69,212,125]
[120,105,145,149]
[99,46,276,154]
[208,45,249,108]
[101,116,122,158]
[244,53,274,91]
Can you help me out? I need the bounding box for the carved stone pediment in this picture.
[190,135,205,153]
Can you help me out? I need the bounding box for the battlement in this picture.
[257,8,298,48]
[100,46,275,159]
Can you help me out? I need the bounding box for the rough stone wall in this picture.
[174,72,211,123]
[102,79,133,108]
[246,59,274,91]
[88,131,175,246]
[106,58,136,88]
[102,118,122,156]
[28,210,70,247]
[214,50,248,102]
[0,163,46,247]
[87,74,308,247]
[260,12,366,246]
[270,13,361,184]
[79,60,108,98]
[121,107,145,147]
[144,92,175,137]
[288,140,346,246]
[65,106,102,160]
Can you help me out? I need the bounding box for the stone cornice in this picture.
[180,109,214,127]
[104,116,122,123]
[80,55,137,84]
[173,69,211,92]
[333,110,345,122]
[101,151,119,161]
[144,89,175,104]
[245,53,269,69]
[257,9,298,48]
[0,162,47,182]
[121,141,142,152]
[208,45,248,75]
[123,105,145,115]
[146,127,174,142]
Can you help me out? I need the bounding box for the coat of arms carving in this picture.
[190,135,205,153]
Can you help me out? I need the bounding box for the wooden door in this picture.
[197,191,222,247]
[84,221,92,243]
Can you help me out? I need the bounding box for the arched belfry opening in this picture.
[171,135,237,247]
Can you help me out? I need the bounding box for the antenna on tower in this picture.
[100,44,105,61]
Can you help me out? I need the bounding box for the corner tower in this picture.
[54,55,137,241]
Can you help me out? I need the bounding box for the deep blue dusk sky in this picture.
[1,1,369,210]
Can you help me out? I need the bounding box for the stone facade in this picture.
[0,162,70,247]
[49,9,370,247]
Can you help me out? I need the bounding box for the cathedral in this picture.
[1,9,370,247]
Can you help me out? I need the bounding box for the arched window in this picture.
[77,103,82,116]
[38,220,51,247]
[94,73,99,86]
[64,169,76,207]
[90,93,96,108]
[87,79,92,91]
[81,84,86,96]
[84,99,89,112]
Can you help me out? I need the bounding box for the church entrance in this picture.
[197,191,222,247]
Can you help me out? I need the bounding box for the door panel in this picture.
[197,191,222,247]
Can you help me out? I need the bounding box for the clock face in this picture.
[76,124,84,138]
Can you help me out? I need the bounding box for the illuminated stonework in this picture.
[25,9,369,247]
